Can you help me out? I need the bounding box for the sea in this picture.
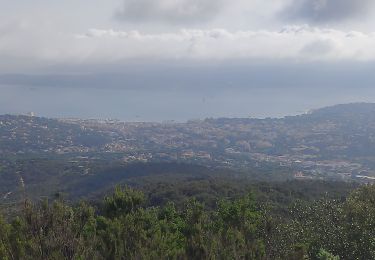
[1,84,375,122]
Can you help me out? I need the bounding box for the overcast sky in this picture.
[1,0,375,90]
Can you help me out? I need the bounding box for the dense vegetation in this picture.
[1,183,374,259]
[0,158,350,211]
[0,156,289,202]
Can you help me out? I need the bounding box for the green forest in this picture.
[1,182,374,260]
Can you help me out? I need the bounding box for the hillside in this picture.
[1,103,375,206]
[2,103,375,159]
[1,104,375,259]
[0,115,111,154]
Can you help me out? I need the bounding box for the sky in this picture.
[1,0,375,120]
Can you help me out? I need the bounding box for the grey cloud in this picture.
[115,0,224,24]
[282,0,374,24]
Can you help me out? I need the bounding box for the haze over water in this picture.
[2,84,375,122]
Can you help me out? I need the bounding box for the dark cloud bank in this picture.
[282,0,374,23]
[115,0,223,24]
[1,61,375,90]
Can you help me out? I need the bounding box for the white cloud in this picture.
[75,26,375,62]
[2,21,375,73]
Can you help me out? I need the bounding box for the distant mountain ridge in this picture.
[306,103,375,121]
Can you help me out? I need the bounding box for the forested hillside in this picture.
[1,184,374,259]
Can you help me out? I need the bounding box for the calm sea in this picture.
[1,85,375,122]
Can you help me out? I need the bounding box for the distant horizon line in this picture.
[1,102,373,124]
